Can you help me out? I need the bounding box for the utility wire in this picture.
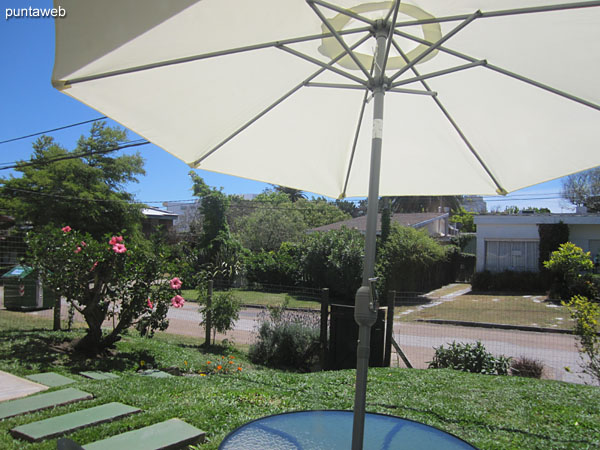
[0,140,150,171]
[0,116,107,145]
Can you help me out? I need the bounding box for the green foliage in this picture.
[26,226,182,354]
[243,242,303,286]
[376,224,448,293]
[428,341,512,375]
[538,222,570,270]
[562,295,600,383]
[0,122,145,238]
[471,270,549,293]
[543,242,597,300]
[249,305,321,372]
[301,227,364,301]
[199,291,242,344]
[450,207,476,232]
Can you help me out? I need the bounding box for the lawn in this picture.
[399,293,575,330]
[181,288,322,310]
[0,316,599,449]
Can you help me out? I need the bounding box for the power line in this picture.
[0,140,150,171]
[0,116,107,145]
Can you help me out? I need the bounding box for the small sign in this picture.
[18,285,25,297]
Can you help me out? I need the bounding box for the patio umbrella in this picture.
[52,1,600,448]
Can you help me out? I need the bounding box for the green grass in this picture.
[181,288,321,309]
[399,293,574,330]
[1,317,599,449]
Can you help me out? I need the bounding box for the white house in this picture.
[474,213,600,272]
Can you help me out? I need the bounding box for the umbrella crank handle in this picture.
[354,278,379,327]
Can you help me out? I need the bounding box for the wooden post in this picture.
[384,290,395,367]
[320,288,329,370]
[204,280,213,347]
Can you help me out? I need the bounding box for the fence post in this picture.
[320,288,329,370]
[204,280,213,346]
[384,290,395,367]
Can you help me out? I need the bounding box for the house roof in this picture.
[141,207,178,219]
[474,213,600,226]
[309,212,449,233]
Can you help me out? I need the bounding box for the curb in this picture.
[413,319,576,335]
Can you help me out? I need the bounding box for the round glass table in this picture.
[219,410,477,449]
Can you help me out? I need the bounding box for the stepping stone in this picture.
[10,402,141,442]
[82,418,205,450]
[26,372,76,387]
[0,370,48,402]
[79,371,120,381]
[0,388,92,420]
[138,369,173,378]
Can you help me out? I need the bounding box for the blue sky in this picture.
[0,1,576,212]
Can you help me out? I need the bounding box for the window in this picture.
[485,240,539,272]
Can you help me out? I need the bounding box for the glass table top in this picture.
[219,410,477,449]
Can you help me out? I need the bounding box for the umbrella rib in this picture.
[390,60,487,88]
[191,35,371,168]
[393,29,600,112]
[306,0,373,81]
[309,0,375,26]
[307,82,435,96]
[278,45,368,87]
[388,11,482,83]
[391,1,600,28]
[392,40,508,195]
[58,27,370,87]
[380,0,402,76]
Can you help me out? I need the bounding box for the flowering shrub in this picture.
[27,226,182,354]
[199,355,242,375]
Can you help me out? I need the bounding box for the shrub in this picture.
[301,228,364,302]
[198,290,242,346]
[243,242,303,286]
[26,226,182,354]
[249,304,321,372]
[543,242,596,300]
[510,356,544,378]
[562,295,600,383]
[428,341,511,375]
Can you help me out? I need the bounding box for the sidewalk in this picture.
[0,371,48,402]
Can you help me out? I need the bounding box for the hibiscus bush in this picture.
[26,226,184,354]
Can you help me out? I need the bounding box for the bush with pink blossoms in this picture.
[26,226,182,354]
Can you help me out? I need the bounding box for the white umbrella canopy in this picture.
[52,1,600,448]
[52,0,600,200]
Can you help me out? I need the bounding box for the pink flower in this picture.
[61,226,72,233]
[169,277,182,290]
[147,299,153,309]
[90,261,98,272]
[81,241,87,247]
[171,295,185,308]
[112,243,127,254]
[74,246,82,254]
[108,236,124,246]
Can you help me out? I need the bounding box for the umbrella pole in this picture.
[352,26,387,450]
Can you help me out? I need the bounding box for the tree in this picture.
[543,242,596,300]
[389,196,462,213]
[27,226,183,355]
[450,207,476,232]
[272,185,307,203]
[188,172,242,286]
[562,168,600,212]
[563,295,600,384]
[0,122,145,238]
